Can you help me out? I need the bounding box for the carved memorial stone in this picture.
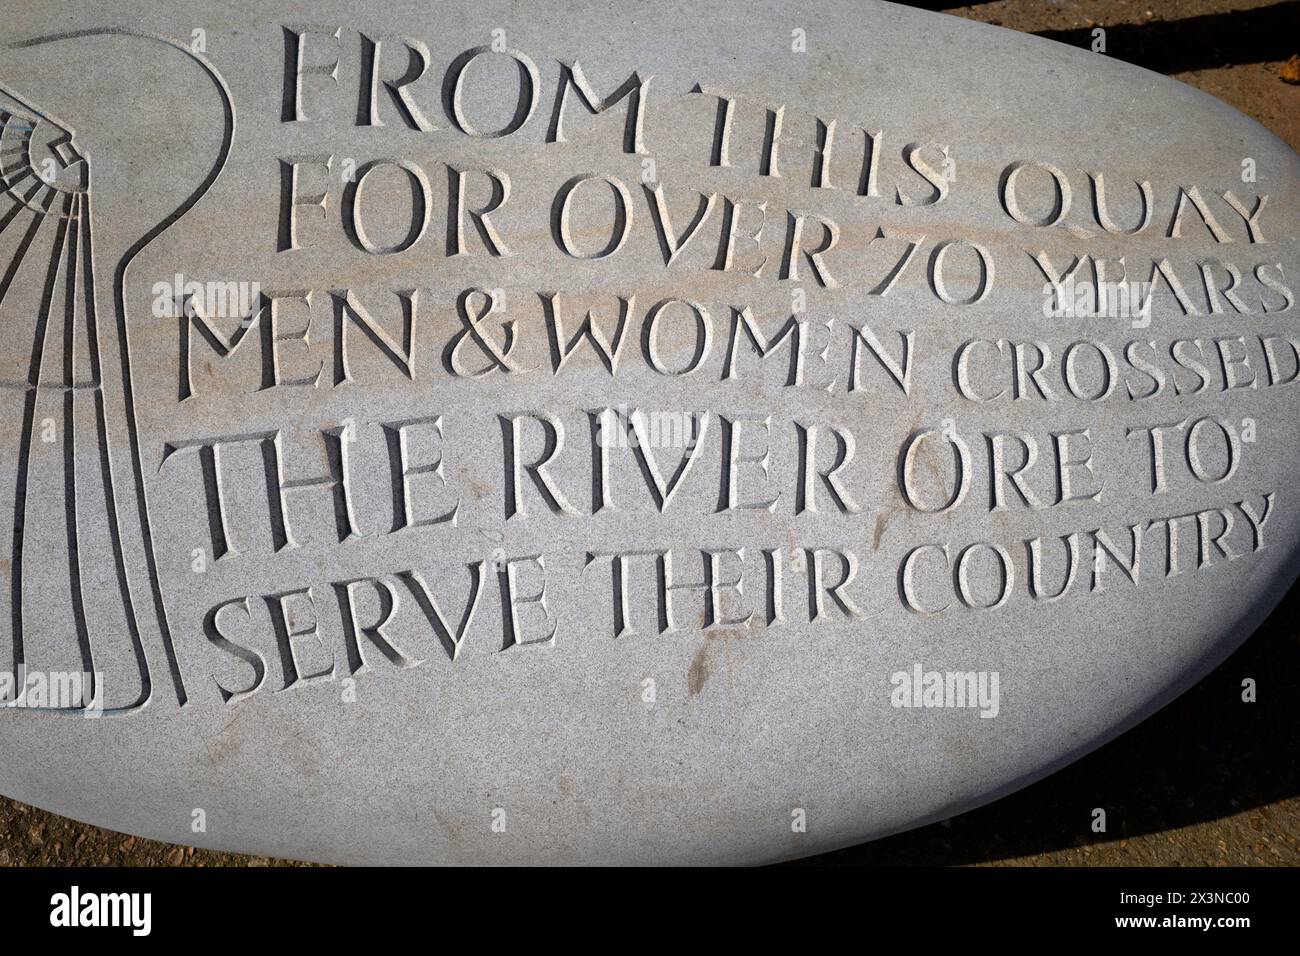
[0,0,1297,863]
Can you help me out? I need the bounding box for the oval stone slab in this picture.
[0,0,1297,865]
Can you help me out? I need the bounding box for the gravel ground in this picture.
[2,0,1298,867]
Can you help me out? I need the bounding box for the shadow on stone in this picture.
[1032,2,1300,73]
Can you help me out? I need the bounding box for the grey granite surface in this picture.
[0,0,1297,864]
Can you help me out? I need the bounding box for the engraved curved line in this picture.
[9,192,68,691]
[81,193,154,716]
[5,29,237,714]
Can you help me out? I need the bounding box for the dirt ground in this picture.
[953,0,1300,150]
[2,0,1298,867]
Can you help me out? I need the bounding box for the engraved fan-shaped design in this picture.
[0,31,234,716]
[0,89,115,713]
[0,98,87,216]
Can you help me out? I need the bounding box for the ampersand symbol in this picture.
[443,288,531,377]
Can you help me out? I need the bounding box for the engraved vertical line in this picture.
[82,194,151,712]
[10,190,67,674]
[107,31,237,709]
[61,194,95,704]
